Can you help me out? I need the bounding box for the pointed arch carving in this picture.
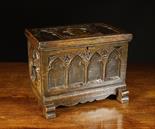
[88,52,102,81]
[105,49,121,80]
[48,58,65,88]
[69,55,85,85]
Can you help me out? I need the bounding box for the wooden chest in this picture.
[25,23,132,119]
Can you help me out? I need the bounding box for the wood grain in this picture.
[0,63,155,129]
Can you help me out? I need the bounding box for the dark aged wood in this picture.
[25,23,132,119]
[0,63,155,128]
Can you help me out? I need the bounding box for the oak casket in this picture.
[25,23,132,119]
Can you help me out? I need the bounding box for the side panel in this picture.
[27,39,42,99]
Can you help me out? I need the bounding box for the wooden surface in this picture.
[0,63,155,129]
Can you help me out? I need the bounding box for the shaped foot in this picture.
[43,103,56,119]
[117,87,129,103]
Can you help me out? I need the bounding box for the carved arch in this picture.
[105,49,121,80]
[88,52,102,81]
[69,55,85,85]
[48,58,65,88]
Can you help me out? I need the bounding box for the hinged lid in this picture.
[25,23,132,49]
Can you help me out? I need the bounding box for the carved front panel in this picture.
[47,45,124,92]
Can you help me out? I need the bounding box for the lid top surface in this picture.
[27,23,123,42]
